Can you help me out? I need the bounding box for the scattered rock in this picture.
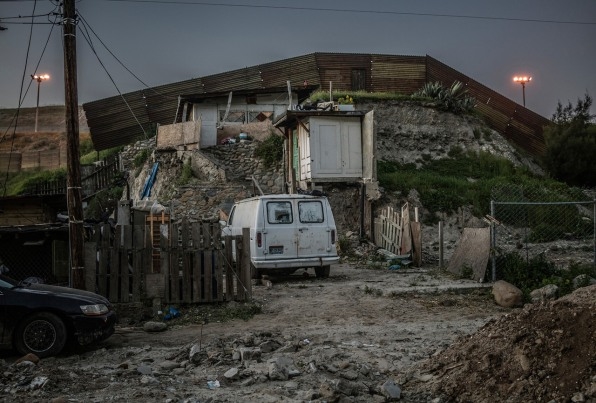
[143,321,167,332]
[530,284,559,303]
[492,280,523,307]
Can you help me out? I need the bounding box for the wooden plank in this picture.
[401,203,412,254]
[202,249,214,302]
[447,227,491,281]
[214,246,224,302]
[410,222,422,267]
[132,226,145,302]
[170,224,180,303]
[182,252,192,304]
[159,223,169,302]
[84,241,97,293]
[143,227,154,299]
[235,235,245,301]
[240,228,252,300]
[98,224,110,296]
[191,223,201,302]
[120,226,132,302]
[224,236,235,300]
[109,228,120,302]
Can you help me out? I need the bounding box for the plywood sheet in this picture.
[447,227,490,282]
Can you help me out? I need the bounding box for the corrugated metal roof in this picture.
[83,52,549,155]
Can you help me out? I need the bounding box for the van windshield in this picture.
[298,201,324,223]
[267,202,293,224]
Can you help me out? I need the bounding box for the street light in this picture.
[31,74,50,132]
[513,76,531,107]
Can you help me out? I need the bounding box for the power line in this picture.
[3,0,595,26]
[99,0,596,26]
[76,11,148,138]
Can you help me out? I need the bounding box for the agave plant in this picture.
[412,81,476,114]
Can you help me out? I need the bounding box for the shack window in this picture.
[267,202,293,224]
[219,110,245,123]
[298,201,324,223]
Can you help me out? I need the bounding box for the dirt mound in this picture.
[409,284,596,402]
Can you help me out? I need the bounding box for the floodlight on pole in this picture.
[513,76,531,107]
[31,74,50,132]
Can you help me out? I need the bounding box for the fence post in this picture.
[491,200,496,282]
[241,227,252,300]
[438,221,443,269]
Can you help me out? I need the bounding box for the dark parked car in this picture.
[0,275,117,357]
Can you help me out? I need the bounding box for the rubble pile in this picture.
[405,284,596,402]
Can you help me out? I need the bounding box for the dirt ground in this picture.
[1,263,596,403]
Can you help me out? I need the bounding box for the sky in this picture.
[1,0,595,119]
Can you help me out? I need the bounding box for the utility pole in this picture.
[63,0,85,290]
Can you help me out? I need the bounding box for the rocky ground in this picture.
[1,264,594,403]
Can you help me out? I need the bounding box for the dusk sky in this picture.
[1,0,595,119]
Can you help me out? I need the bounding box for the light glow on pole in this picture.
[31,74,50,132]
[513,76,531,107]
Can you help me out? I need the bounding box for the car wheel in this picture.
[250,264,261,279]
[315,265,330,278]
[14,312,67,358]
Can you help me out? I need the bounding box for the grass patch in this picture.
[363,285,383,297]
[80,144,122,165]
[2,169,67,196]
[308,90,412,104]
[377,150,582,224]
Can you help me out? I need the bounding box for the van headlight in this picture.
[80,304,109,316]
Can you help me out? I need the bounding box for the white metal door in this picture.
[194,104,217,147]
[314,119,342,175]
[342,120,363,175]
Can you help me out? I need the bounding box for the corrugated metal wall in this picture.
[84,52,549,155]
[426,56,549,155]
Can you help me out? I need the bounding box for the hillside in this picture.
[0,106,90,152]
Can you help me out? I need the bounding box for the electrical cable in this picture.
[76,11,178,101]
[0,8,59,143]
[99,0,596,26]
[76,11,148,138]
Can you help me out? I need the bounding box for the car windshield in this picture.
[0,274,18,289]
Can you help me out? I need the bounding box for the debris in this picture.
[207,380,220,389]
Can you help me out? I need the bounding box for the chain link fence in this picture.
[489,184,595,281]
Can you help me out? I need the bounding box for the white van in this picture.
[222,194,339,278]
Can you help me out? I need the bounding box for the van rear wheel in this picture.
[315,265,330,278]
[250,264,261,280]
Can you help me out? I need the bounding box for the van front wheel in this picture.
[315,265,330,278]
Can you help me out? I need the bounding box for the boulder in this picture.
[530,284,559,303]
[492,280,523,308]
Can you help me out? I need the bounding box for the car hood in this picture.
[22,283,111,306]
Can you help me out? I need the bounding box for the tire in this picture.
[250,264,261,279]
[315,265,330,278]
[14,312,67,358]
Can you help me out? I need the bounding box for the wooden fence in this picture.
[83,221,252,304]
[373,203,422,266]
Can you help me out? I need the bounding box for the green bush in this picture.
[178,160,193,185]
[498,253,596,301]
[255,133,284,167]
[133,149,150,167]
